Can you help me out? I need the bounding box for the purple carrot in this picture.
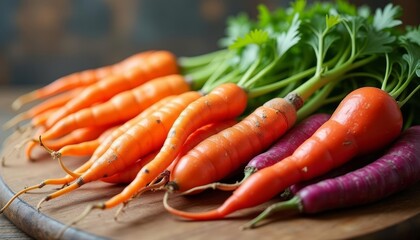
[182,113,330,194]
[243,126,420,229]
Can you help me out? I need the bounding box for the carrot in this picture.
[45,51,178,127]
[101,152,158,185]
[3,87,83,130]
[166,96,298,194]
[42,125,113,152]
[163,87,403,220]
[25,124,117,161]
[30,107,59,128]
[39,74,189,141]
[11,51,154,110]
[36,91,203,208]
[183,113,330,193]
[244,125,420,228]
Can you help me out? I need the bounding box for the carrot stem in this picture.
[241,196,301,229]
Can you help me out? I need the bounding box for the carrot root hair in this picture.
[38,136,81,178]
[56,203,104,239]
[163,191,223,221]
[180,180,243,195]
[2,112,28,130]
[0,183,46,214]
[114,170,170,221]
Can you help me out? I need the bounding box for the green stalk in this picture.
[296,81,337,121]
[293,55,377,102]
[237,56,262,87]
[247,66,316,98]
[242,196,301,230]
[178,50,227,70]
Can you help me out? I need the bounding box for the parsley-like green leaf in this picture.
[401,26,420,47]
[257,4,271,28]
[401,40,420,78]
[276,14,301,56]
[359,26,396,56]
[229,29,270,50]
[219,13,253,47]
[372,3,402,31]
[326,14,341,29]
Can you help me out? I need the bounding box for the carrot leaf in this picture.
[229,29,270,50]
[372,3,402,31]
[276,14,302,57]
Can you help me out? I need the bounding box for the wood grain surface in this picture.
[1,124,420,240]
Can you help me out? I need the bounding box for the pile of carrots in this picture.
[1,0,420,234]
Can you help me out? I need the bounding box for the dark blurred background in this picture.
[0,0,418,86]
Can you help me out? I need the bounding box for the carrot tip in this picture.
[2,112,27,130]
[12,91,37,111]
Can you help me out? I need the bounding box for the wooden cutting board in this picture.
[1,126,420,240]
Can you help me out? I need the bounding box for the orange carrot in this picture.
[101,152,158,184]
[11,51,154,110]
[45,51,178,127]
[30,108,59,127]
[39,74,189,141]
[42,126,113,152]
[36,91,203,207]
[164,87,403,220]
[167,97,298,193]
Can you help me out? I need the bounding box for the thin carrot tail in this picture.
[37,182,81,210]
[163,191,224,220]
[114,170,170,221]
[12,91,38,110]
[2,112,29,130]
[56,203,104,239]
[181,180,244,195]
[0,183,46,214]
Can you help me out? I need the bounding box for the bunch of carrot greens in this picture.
[1,0,420,235]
